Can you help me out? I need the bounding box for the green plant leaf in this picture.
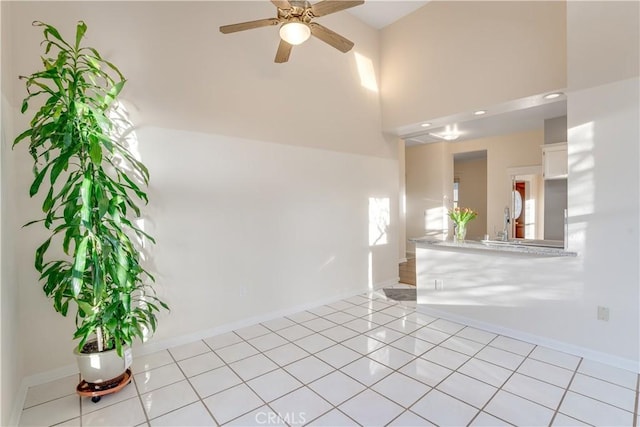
[80,176,92,226]
[61,300,69,316]
[77,300,93,316]
[50,151,71,185]
[71,235,89,297]
[12,128,33,147]
[89,139,102,164]
[104,80,126,106]
[29,164,50,197]
[35,238,51,271]
[75,21,87,50]
[42,187,54,212]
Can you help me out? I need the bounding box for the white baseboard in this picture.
[10,361,81,426]
[134,283,394,358]
[398,257,408,264]
[417,305,640,374]
[11,283,393,425]
[9,386,28,427]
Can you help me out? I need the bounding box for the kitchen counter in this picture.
[409,237,578,257]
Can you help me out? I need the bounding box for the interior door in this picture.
[514,181,526,238]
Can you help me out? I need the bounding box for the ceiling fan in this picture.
[220,0,364,63]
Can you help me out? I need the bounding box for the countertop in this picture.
[410,237,578,257]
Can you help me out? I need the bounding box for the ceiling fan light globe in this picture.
[279,22,311,45]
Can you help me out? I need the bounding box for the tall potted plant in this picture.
[14,21,167,386]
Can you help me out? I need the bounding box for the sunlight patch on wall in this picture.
[568,121,595,218]
[318,255,336,272]
[368,250,373,290]
[108,101,149,254]
[355,52,379,93]
[424,206,447,238]
[369,197,390,246]
[109,101,141,162]
[108,101,153,342]
[417,247,584,308]
[525,198,535,239]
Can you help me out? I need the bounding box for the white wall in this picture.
[397,139,407,261]
[381,1,566,131]
[0,2,23,424]
[7,2,398,378]
[136,127,398,344]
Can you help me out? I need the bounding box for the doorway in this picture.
[513,181,526,238]
[508,167,544,240]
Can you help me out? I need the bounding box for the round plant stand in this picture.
[76,369,132,403]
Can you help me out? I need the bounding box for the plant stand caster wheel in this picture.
[77,369,132,403]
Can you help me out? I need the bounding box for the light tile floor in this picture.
[19,285,640,426]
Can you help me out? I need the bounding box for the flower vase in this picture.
[454,222,467,243]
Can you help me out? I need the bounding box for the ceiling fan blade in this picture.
[271,0,292,9]
[220,18,280,34]
[275,39,293,63]
[309,22,354,53]
[310,0,364,17]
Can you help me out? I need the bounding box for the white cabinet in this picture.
[542,142,568,180]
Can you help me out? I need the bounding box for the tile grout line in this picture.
[203,333,278,426]
[132,342,215,425]
[130,368,151,427]
[549,356,584,426]
[432,330,529,426]
[198,331,257,426]
[77,372,83,427]
[634,373,640,427]
[295,297,428,426]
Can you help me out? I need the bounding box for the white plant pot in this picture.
[74,343,132,384]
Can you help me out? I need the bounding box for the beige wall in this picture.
[454,157,487,240]
[381,1,567,131]
[406,129,543,251]
[405,141,450,252]
[567,1,639,91]
[10,1,393,159]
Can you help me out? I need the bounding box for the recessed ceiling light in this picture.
[474,110,486,115]
[430,124,462,141]
[421,123,431,127]
[429,132,461,141]
[544,92,564,100]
